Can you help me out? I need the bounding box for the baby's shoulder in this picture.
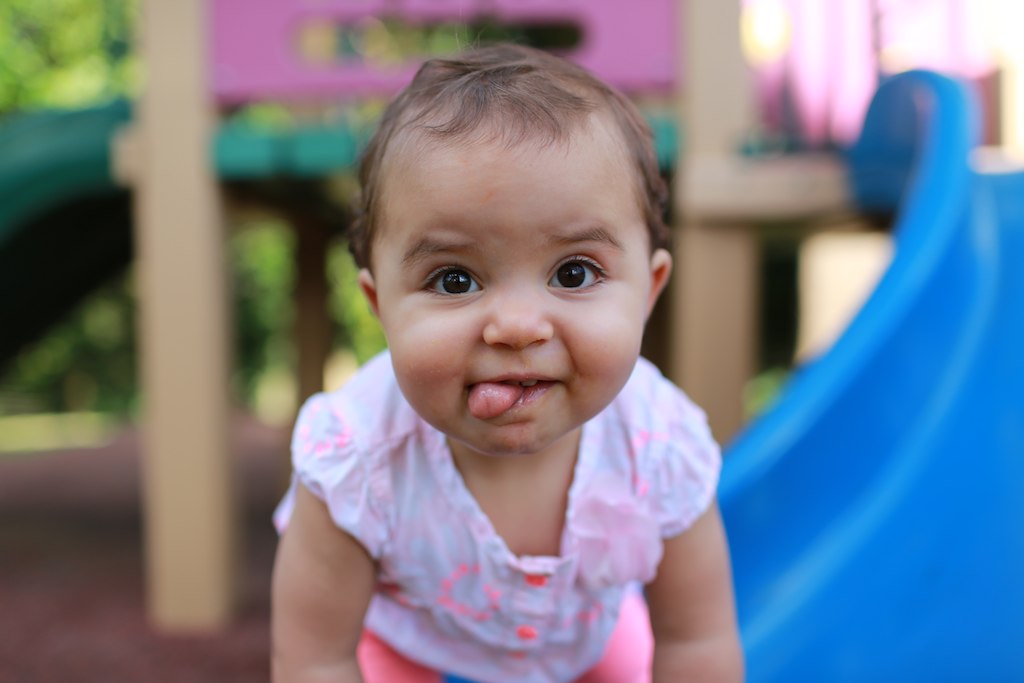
[596,357,720,484]
[283,352,417,558]
[592,357,722,537]
[294,350,422,456]
[604,356,713,439]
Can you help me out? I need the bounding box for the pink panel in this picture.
[747,0,998,148]
[399,0,480,20]
[877,0,993,77]
[210,0,677,104]
[490,0,676,95]
[828,0,874,144]
[786,0,830,146]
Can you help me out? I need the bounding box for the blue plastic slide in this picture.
[719,70,1024,680]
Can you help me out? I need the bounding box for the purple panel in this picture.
[211,0,415,103]
[210,0,677,104]
[829,0,874,143]
[400,0,480,21]
[748,0,998,148]
[786,0,830,146]
[490,0,676,94]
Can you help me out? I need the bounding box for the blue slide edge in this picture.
[719,70,1024,679]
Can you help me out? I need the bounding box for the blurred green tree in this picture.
[0,0,141,418]
[0,0,137,115]
[0,0,329,422]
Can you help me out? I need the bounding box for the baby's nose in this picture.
[482,294,554,350]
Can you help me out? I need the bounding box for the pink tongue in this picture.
[468,382,524,420]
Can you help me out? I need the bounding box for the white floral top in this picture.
[274,351,720,683]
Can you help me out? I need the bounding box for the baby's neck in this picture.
[449,428,580,482]
[449,430,581,558]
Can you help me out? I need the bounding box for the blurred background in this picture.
[1,0,1022,680]
[4,0,1019,446]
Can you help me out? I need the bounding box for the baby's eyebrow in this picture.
[401,236,476,266]
[550,225,624,251]
[401,225,623,265]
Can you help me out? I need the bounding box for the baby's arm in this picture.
[645,501,745,682]
[272,484,376,683]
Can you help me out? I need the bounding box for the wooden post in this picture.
[672,222,758,444]
[1002,58,1024,155]
[133,0,239,630]
[293,213,332,410]
[674,0,759,444]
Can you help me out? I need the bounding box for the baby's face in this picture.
[360,118,671,461]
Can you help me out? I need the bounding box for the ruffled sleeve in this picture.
[640,378,722,540]
[272,392,391,559]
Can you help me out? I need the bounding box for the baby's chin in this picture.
[445,425,584,462]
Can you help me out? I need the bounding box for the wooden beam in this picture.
[133,0,239,630]
[674,0,759,444]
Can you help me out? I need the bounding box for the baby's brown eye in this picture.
[557,263,586,287]
[433,269,478,294]
[550,261,599,289]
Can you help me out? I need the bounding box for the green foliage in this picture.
[231,221,296,403]
[328,241,386,364]
[0,0,138,417]
[1,212,388,417]
[1,274,137,415]
[0,0,138,114]
[743,366,790,419]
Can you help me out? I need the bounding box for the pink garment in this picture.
[358,589,652,683]
[274,351,720,683]
[358,629,443,682]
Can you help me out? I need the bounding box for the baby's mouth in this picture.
[467,380,547,420]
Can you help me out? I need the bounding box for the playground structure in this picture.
[211,0,676,102]
[3,0,1024,678]
[723,69,1024,680]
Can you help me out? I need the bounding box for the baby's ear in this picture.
[358,269,380,317]
[646,248,673,319]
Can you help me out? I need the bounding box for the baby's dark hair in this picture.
[349,43,670,269]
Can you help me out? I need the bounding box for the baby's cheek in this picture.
[578,306,645,358]
[393,352,453,397]
[387,318,470,390]
[568,309,645,387]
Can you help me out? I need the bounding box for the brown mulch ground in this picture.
[0,414,290,683]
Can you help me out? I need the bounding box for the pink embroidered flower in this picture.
[571,475,663,589]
